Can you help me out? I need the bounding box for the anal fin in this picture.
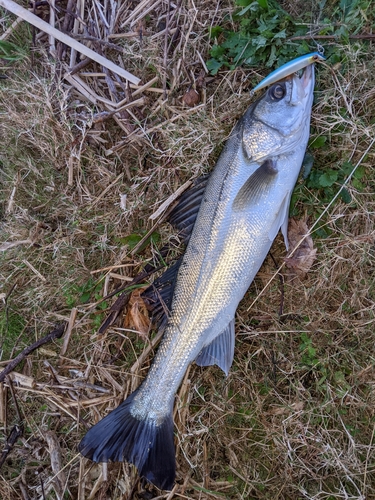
[195,319,235,376]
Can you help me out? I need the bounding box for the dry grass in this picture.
[1,1,375,499]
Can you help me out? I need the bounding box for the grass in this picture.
[1,0,375,498]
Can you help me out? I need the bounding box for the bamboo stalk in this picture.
[0,0,141,85]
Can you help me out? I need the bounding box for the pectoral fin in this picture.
[195,319,235,376]
[233,159,278,211]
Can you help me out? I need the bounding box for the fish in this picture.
[252,52,325,93]
[79,61,318,490]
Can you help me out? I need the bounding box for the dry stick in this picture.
[0,324,66,384]
[60,307,78,357]
[69,55,91,75]
[163,0,171,99]
[0,420,23,468]
[57,0,75,60]
[0,0,140,84]
[0,378,24,469]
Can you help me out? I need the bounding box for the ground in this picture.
[1,0,375,499]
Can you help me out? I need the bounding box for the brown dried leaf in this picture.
[285,218,317,278]
[182,88,200,107]
[123,287,151,338]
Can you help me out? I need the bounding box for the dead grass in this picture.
[1,0,375,499]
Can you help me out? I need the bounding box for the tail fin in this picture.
[79,390,175,490]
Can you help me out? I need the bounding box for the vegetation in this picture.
[1,0,375,499]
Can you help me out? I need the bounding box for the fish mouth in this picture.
[300,63,314,90]
[289,63,315,104]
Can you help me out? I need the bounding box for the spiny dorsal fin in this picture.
[232,159,278,211]
[141,258,182,328]
[168,175,209,243]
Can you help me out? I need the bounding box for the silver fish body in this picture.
[79,64,316,490]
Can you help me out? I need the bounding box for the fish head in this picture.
[243,64,315,160]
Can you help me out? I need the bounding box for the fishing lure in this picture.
[252,52,325,93]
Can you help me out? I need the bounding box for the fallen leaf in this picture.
[285,218,317,278]
[182,88,200,107]
[124,287,151,338]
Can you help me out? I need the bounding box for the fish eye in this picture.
[269,83,286,101]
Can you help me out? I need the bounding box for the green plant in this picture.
[299,332,319,367]
[0,40,27,62]
[206,0,371,75]
[0,309,25,359]
[306,160,366,204]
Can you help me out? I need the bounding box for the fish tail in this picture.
[79,390,175,490]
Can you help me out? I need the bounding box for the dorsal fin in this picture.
[142,175,209,326]
[168,175,209,242]
[142,258,182,328]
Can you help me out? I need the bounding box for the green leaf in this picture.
[319,170,338,187]
[210,44,226,58]
[118,233,143,249]
[257,0,268,8]
[0,40,26,61]
[209,26,223,38]
[237,2,259,16]
[206,58,224,75]
[236,0,254,6]
[273,29,287,39]
[302,152,314,179]
[353,164,366,180]
[341,161,354,175]
[340,187,352,203]
[309,136,327,149]
[251,35,268,48]
[352,178,365,190]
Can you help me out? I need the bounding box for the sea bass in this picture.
[80,63,317,490]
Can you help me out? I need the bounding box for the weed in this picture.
[0,39,27,62]
[207,0,372,76]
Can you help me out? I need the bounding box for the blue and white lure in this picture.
[252,52,325,93]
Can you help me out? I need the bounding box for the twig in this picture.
[0,324,66,383]
[7,376,22,422]
[163,0,171,99]
[0,377,24,469]
[70,34,125,52]
[60,307,77,357]
[0,422,23,468]
[69,56,91,75]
